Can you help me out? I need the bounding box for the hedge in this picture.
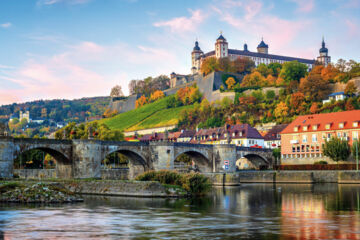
[274,164,359,170]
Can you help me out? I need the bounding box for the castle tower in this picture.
[215,32,228,58]
[317,37,331,67]
[191,40,203,74]
[257,37,269,54]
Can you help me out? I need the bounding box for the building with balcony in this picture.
[280,110,360,164]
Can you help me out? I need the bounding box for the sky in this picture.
[0,0,359,105]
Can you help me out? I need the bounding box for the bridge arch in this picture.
[237,153,270,170]
[102,148,149,179]
[174,150,212,173]
[14,145,73,178]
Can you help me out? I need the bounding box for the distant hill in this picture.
[0,96,110,123]
[100,96,194,132]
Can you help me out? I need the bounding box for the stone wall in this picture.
[64,180,185,197]
[101,169,129,180]
[13,169,56,179]
[207,171,360,184]
[124,125,176,137]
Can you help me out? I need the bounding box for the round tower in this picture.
[215,32,228,58]
[191,40,203,74]
[257,37,269,54]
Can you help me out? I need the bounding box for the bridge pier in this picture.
[213,145,237,173]
[0,137,14,178]
[72,140,102,179]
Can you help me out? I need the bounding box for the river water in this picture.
[1,184,360,239]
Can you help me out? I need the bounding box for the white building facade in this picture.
[191,33,330,73]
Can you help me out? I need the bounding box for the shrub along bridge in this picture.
[0,137,273,179]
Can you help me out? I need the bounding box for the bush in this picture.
[314,161,328,165]
[135,170,211,195]
[181,173,212,195]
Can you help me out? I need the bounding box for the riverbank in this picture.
[207,170,360,186]
[0,180,188,199]
[0,182,83,203]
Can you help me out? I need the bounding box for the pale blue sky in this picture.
[0,0,359,104]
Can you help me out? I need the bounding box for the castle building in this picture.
[191,33,331,73]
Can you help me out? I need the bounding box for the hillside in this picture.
[0,96,110,123]
[101,96,193,132]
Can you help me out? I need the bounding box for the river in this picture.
[1,183,360,239]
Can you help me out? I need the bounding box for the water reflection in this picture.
[0,184,360,239]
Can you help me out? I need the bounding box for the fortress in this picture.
[111,33,331,114]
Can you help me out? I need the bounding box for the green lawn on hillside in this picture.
[101,96,193,132]
[126,105,193,131]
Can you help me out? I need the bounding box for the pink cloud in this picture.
[345,19,359,37]
[37,0,91,6]
[212,0,313,58]
[0,40,181,104]
[153,9,206,32]
[290,0,315,13]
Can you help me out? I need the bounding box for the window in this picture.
[302,135,307,143]
[337,132,342,138]
[339,122,344,128]
[353,122,358,127]
[303,126,308,131]
[353,131,358,140]
[312,134,317,142]
[312,125,318,131]
[325,124,331,130]
[327,133,332,140]
[294,126,299,132]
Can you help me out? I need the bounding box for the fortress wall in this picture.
[109,94,138,113]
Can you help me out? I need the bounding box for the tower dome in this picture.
[257,37,269,54]
[193,41,201,51]
[257,38,268,48]
[217,34,226,41]
[319,37,328,54]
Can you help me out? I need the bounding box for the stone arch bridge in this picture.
[0,137,273,179]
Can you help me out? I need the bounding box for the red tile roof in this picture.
[281,110,360,134]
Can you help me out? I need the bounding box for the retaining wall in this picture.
[207,170,360,185]
[64,180,185,197]
[13,169,56,179]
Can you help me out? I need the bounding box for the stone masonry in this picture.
[0,137,273,179]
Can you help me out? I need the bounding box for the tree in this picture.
[149,90,165,102]
[225,77,236,90]
[323,137,350,163]
[241,71,265,87]
[110,85,124,97]
[274,102,288,119]
[232,57,255,73]
[135,95,147,109]
[310,102,319,114]
[279,61,308,83]
[265,90,275,101]
[352,140,360,161]
[265,74,277,86]
[345,99,355,110]
[267,62,282,76]
[299,73,330,101]
[256,64,271,77]
[200,57,219,75]
[321,64,339,83]
[290,92,305,114]
[344,81,357,96]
